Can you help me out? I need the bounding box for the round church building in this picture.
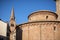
[17,10,60,40]
[28,10,58,22]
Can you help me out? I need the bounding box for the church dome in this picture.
[28,10,58,22]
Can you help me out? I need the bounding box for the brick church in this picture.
[0,0,60,40]
[9,0,60,40]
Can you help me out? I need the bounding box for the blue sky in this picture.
[0,0,56,24]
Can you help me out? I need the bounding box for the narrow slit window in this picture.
[46,16,48,19]
[54,26,56,30]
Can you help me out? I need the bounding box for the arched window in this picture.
[11,24,14,27]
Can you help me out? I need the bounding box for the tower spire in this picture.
[10,7,15,20]
[9,7,16,32]
[9,8,16,40]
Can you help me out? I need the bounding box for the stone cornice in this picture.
[18,21,60,28]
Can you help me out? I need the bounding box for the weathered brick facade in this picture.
[17,11,60,40]
[18,21,60,40]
